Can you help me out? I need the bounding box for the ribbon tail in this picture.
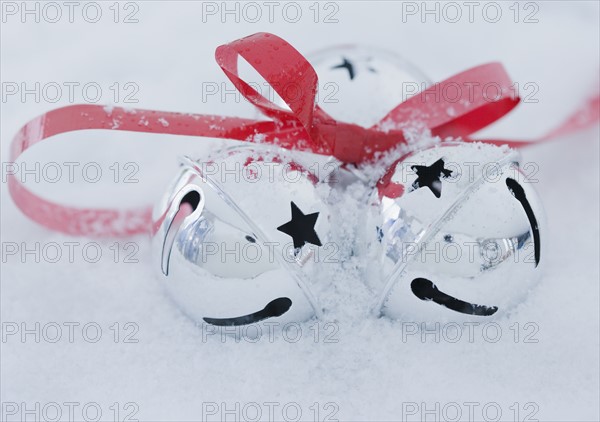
[468,93,600,148]
[7,104,286,237]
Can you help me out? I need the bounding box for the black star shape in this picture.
[277,202,322,250]
[331,57,355,80]
[410,158,453,198]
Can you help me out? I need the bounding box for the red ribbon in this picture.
[8,32,600,237]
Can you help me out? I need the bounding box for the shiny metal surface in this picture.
[268,44,431,127]
[152,146,330,329]
[367,142,545,322]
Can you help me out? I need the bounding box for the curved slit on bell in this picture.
[410,278,498,316]
[162,189,202,276]
[203,297,293,326]
[506,178,540,267]
[180,190,201,211]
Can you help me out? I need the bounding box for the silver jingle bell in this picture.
[152,145,331,330]
[271,44,431,128]
[366,142,545,323]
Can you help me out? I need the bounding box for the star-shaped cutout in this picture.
[277,202,322,250]
[331,57,356,80]
[410,158,453,198]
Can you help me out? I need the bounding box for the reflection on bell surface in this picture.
[151,145,331,331]
[269,44,431,127]
[366,142,545,323]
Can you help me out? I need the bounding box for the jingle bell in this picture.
[152,146,330,328]
[272,44,431,127]
[367,142,545,322]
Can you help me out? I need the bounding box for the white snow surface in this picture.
[1,2,599,421]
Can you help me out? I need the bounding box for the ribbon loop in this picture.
[216,33,321,138]
[376,63,520,140]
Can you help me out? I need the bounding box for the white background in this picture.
[1,1,599,421]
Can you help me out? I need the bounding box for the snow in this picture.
[1,2,599,421]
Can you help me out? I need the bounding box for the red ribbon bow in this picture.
[8,32,600,237]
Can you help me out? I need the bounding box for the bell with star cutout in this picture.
[366,142,545,323]
[307,45,432,127]
[151,145,330,329]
